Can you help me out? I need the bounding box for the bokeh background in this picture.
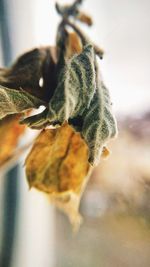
[0,0,150,266]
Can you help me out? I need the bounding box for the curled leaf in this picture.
[0,85,45,119]
[82,81,117,165]
[25,123,91,227]
[76,12,93,26]
[0,47,56,101]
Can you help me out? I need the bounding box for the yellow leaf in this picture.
[25,123,91,228]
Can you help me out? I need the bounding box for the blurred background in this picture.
[0,0,150,266]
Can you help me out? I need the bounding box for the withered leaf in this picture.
[76,12,93,26]
[25,123,91,227]
[0,47,56,101]
[0,114,26,166]
[0,85,45,119]
[0,48,47,89]
[82,81,117,165]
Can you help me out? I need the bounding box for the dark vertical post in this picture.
[0,1,19,266]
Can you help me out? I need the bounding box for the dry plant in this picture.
[0,0,117,228]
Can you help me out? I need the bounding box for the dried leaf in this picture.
[25,123,91,227]
[82,81,117,165]
[76,12,93,26]
[0,115,26,166]
[0,47,56,102]
[0,85,45,119]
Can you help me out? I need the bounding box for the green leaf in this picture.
[0,85,45,120]
[82,81,117,165]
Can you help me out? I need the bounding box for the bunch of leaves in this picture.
[0,0,117,226]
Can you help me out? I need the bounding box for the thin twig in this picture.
[64,19,104,58]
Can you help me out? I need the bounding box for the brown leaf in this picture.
[0,114,26,166]
[25,123,91,228]
[0,47,57,102]
[76,12,93,26]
